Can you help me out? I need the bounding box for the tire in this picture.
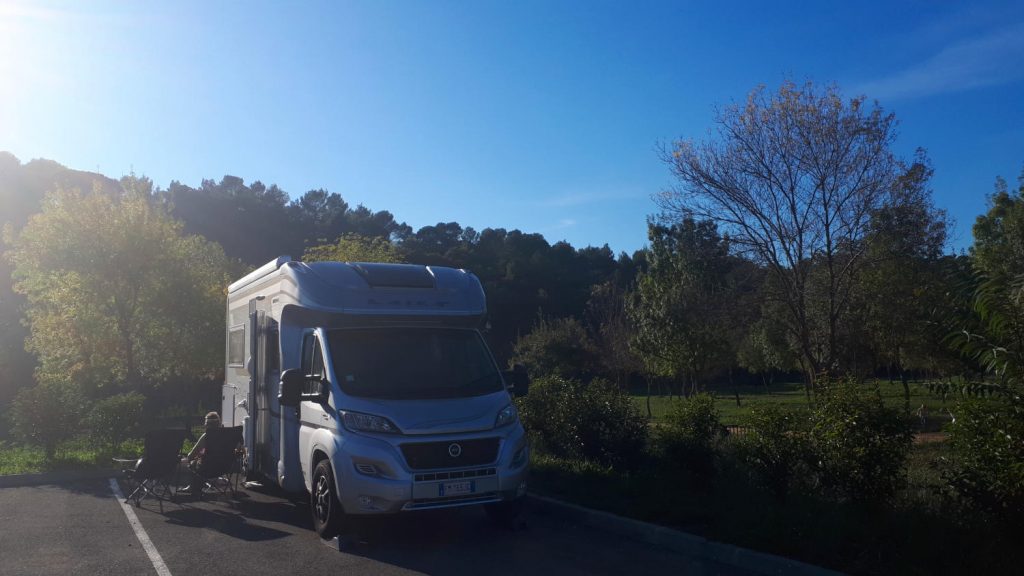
[485,497,524,527]
[311,459,344,539]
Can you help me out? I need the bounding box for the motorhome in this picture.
[222,257,529,537]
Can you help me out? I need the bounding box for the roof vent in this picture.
[351,263,435,288]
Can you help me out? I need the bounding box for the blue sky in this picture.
[2,1,1023,255]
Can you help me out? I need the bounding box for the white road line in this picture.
[108,477,173,576]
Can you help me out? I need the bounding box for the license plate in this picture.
[439,480,474,496]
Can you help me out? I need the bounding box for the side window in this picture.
[311,340,324,379]
[301,333,314,375]
[301,334,325,396]
[228,325,245,366]
[265,321,279,375]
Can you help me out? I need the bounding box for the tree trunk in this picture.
[900,370,911,412]
[646,379,652,419]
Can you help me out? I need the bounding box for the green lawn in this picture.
[0,438,143,475]
[633,379,958,428]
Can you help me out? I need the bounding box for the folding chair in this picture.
[188,425,243,500]
[122,428,188,511]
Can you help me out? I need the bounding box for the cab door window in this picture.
[301,333,325,396]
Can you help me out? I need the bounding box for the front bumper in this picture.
[333,425,529,515]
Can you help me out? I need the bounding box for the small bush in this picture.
[943,398,1024,524]
[517,376,647,468]
[511,317,600,381]
[658,393,722,474]
[809,379,914,503]
[87,392,145,449]
[9,381,88,458]
[737,405,813,499]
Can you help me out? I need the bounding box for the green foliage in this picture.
[4,182,234,396]
[736,319,796,382]
[659,82,924,379]
[859,152,951,395]
[629,217,746,388]
[943,399,1024,524]
[511,316,599,381]
[808,380,915,503]
[972,171,1024,280]
[657,393,722,474]
[728,380,913,503]
[9,381,87,458]
[737,405,813,499]
[304,233,404,263]
[86,392,145,449]
[516,376,647,469]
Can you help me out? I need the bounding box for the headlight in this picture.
[494,404,517,428]
[341,411,402,434]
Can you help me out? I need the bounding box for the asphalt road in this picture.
[0,478,754,576]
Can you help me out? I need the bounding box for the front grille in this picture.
[400,437,500,470]
[414,467,496,482]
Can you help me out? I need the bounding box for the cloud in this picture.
[541,219,577,233]
[854,22,1024,101]
[538,190,642,208]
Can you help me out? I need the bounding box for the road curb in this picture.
[0,468,116,488]
[527,493,844,576]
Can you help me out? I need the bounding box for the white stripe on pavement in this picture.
[108,477,173,576]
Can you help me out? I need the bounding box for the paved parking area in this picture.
[0,478,753,576]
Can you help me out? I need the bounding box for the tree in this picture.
[629,217,738,395]
[511,316,599,381]
[5,178,234,397]
[658,81,918,387]
[946,166,1024,391]
[860,154,949,408]
[304,233,404,263]
[585,281,642,388]
[0,154,121,410]
[972,168,1024,279]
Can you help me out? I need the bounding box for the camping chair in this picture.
[122,428,188,511]
[187,425,244,500]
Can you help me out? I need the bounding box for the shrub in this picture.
[511,317,600,381]
[517,376,647,468]
[9,381,87,458]
[738,405,813,499]
[658,393,722,474]
[943,398,1024,524]
[808,379,914,503]
[87,392,145,449]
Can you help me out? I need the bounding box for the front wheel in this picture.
[311,459,344,538]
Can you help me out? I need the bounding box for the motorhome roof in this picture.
[229,257,487,319]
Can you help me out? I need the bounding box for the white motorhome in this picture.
[222,257,529,537]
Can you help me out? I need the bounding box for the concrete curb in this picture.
[527,493,844,576]
[0,468,117,488]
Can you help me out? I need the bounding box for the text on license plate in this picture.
[439,480,474,496]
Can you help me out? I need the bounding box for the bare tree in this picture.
[657,82,909,388]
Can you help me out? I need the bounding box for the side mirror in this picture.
[279,369,304,407]
[317,379,331,404]
[510,364,530,397]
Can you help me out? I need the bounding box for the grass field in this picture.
[0,438,145,476]
[633,379,959,429]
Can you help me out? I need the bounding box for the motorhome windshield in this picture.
[327,328,504,400]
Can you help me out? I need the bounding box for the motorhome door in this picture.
[247,297,281,478]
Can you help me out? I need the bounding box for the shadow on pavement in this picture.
[160,505,292,542]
